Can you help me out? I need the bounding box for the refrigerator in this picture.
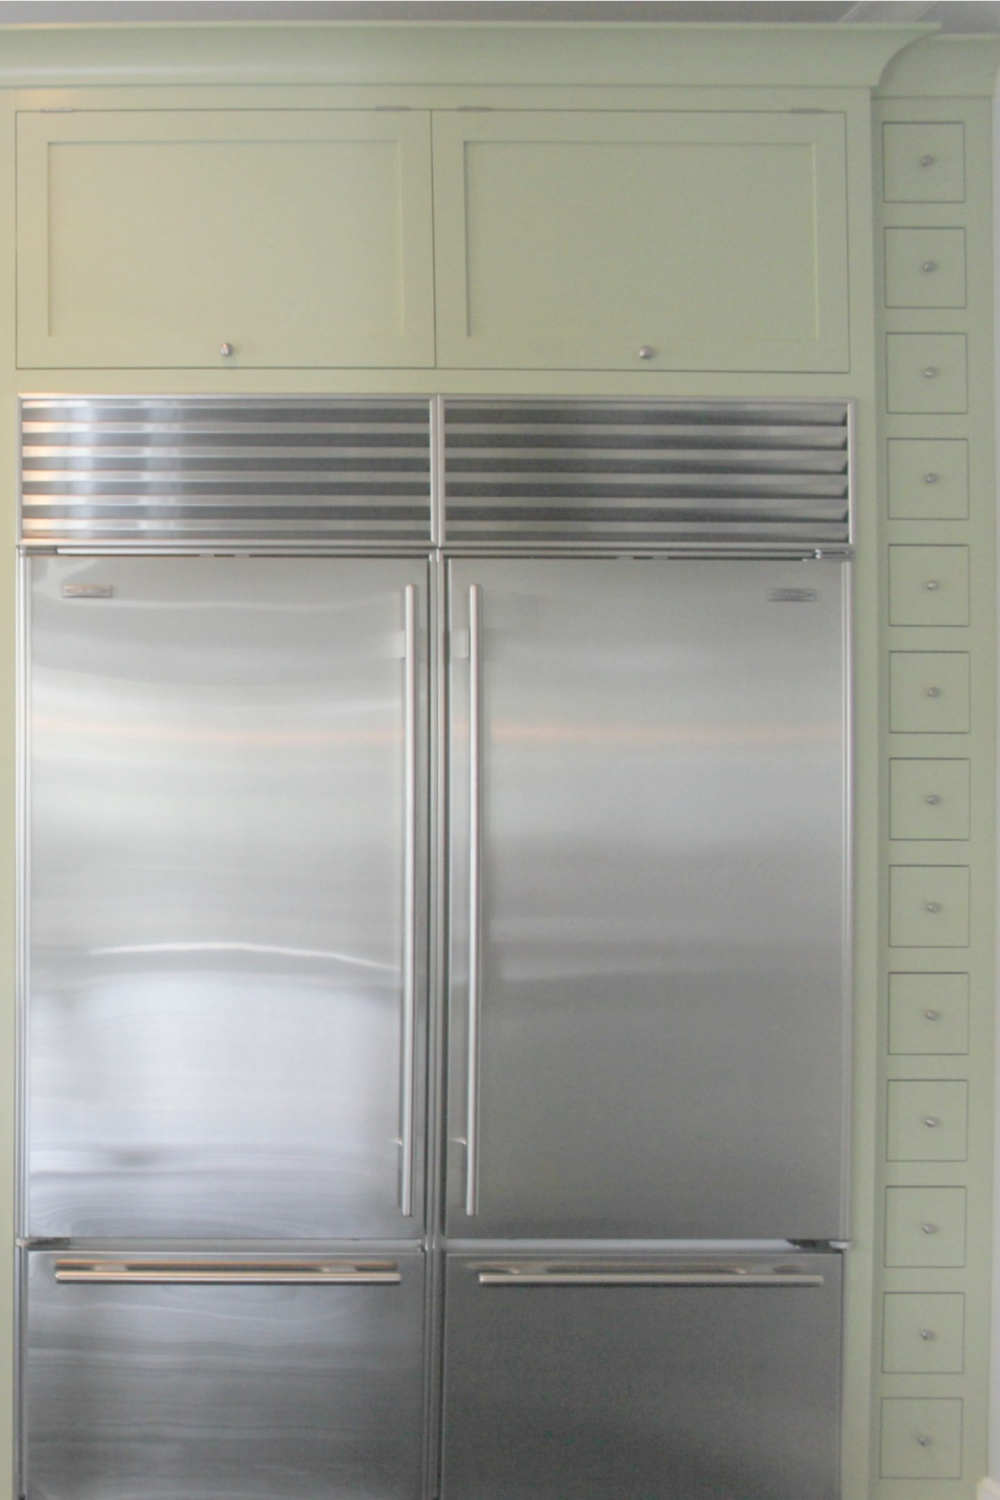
[18,396,851,1500]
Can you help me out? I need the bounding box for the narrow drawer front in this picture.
[883,123,965,203]
[889,759,970,840]
[880,1399,963,1479]
[883,1293,965,1374]
[886,1080,968,1161]
[889,652,970,734]
[888,972,969,1055]
[888,438,968,521]
[885,228,966,309]
[885,1186,966,1267]
[887,334,968,415]
[889,865,969,948]
[888,546,969,627]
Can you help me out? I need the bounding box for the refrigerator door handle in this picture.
[465,583,483,1217]
[477,1269,826,1288]
[54,1260,403,1285]
[399,583,419,1219]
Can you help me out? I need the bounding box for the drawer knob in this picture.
[925,794,941,805]
[922,1222,938,1234]
[925,686,941,698]
[919,1328,936,1340]
[920,154,936,167]
[923,1116,940,1127]
[925,579,941,591]
[220,342,235,358]
[924,1008,940,1020]
[638,346,655,360]
[921,260,938,273]
[925,902,942,913]
[917,1435,932,1447]
[923,366,939,379]
[924,472,940,484]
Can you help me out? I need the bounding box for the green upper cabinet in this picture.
[432,110,850,373]
[16,110,436,368]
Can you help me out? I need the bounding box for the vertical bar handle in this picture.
[399,584,418,1218]
[465,583,483,1216]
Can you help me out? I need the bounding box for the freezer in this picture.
[442,1249,843,1500]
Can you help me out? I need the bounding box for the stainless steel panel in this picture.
[442,1250,842,1500]
[25,1249,425,1500]
[26,555,428,1239]
[448,558,848,1239]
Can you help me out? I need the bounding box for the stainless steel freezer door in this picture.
[441,1251,842,1500]
[25,556,428,1239]
[448,558,849,1239]
[23,1249,426,1500]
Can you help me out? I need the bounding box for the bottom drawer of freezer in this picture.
[22,1249,426,1500]
[441,1250,842,1500]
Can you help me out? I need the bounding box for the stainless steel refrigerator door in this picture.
[25,556,428,1239]
[23,1249,426,1500]
[448,558,849,1238]
[441,1251,841,1500]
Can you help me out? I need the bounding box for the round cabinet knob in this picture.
[917,1436,932,1448]
[925,902,942,913]
[925,794,941,805]
[924,1008,940,1020]
[638,346,655,361]
[921,260,938,273]
[922,366,939,379]
[220,342,235,358]
[923,1116,940,1127]
[926,686,941,698]
[925,579,941,591]
[924,472,940,485]
[919,1328,935,1341]
[922,1222,938,1234]
[920,154,936,167]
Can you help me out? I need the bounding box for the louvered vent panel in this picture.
[20,398,432,547]
[443,400,851,549]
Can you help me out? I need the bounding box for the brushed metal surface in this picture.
[26,555,428,1240]
[25,1250,425,1500]
[447,557,849,1240]
[442,1250,841,1500]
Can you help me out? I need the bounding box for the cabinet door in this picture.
[17,111,435,368]
[27,556,428,1240]
[447,558,849,1240]
[433,111,849,372]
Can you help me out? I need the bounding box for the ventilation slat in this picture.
[444,400,850,549]
[20,398,433,547]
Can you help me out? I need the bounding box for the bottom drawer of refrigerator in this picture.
[22,1249,426,1500]
[441,1250,842,1500]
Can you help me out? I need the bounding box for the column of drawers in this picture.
[875,100,996,1498]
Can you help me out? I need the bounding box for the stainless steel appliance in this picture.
[18,396,852,1500]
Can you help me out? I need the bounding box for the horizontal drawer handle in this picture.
[477,1270,824,1288]
[55,1260,401,1285]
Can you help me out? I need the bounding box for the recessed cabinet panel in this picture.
[889,865,970,949]
[880,1399,963,1479]
[886,1080,968,1161]
[886,334,968,415]
[888,972,969,1055]
[884,1187,966,1267]
[888,439,969,520]
[888,546,969,627]
[433,111,849,371]
[888,652,970,734]
[16,111,436,368]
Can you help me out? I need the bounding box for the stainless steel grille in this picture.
[20,398,433,547]
[443,400,851,549]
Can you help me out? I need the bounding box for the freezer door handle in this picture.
[465,583,483,1217]
[399,583,419,1219]
[54,1259,403,1285]
[476,1268,826,1288]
